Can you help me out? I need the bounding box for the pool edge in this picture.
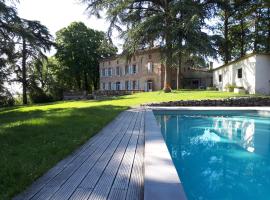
[144,109,187,200]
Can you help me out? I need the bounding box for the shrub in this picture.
[225,83,237,92]
[0,89,15,107]
[29,86,53,104]
[206,86,218,91]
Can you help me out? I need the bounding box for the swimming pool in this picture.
[154,110,270,200]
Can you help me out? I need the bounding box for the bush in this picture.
[206,86,218,91]
[29,86,53,104]
[225,83,237,92]
[0,89,15,107]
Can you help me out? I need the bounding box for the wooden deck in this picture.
[14,109,144,200]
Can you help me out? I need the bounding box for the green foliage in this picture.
[225,83,237,92]
[0,88,14,107]
[55,22,117,92]
[213,1,270,63]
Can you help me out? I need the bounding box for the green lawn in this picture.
[0,90,245,199]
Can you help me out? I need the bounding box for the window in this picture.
[133,80,137,90]
[148,54,152,59]
[125,65,129,75]
[219,74,222,82]
[147,62,153,73]
[108,82,112,90]
[116,82,121,90]
[108,68,112,76]
[125,81,129,90]
[102,83,106,90]
[102,69,106,77]
[108,61,111,65]
[117,60,119,64]
[237,68,242,78]
[116,66,120,76]
[132,64,137,74]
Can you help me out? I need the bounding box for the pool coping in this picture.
[144,106,270,200]
[144,109,187,200]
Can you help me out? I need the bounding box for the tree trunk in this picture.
[22,38,27,105]
[224,9,230,64]
[240,19,245,57]
[267,8,270,52]
[83,70,88,92]
[163,2,172,92]
[254,7,260,53]
[177,51,182,90]
[76,75,81,90]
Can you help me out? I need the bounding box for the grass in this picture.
[0,90,247,199]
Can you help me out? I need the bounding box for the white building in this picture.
[213,53,270,95]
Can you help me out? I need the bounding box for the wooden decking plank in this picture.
[125,111,145,200]
[108,189,127,200]
[47,111,137,200]
[14,112,127,200]
[68,188,92,200]
[30,112,133,200]
[87,110,141,200]
[110,111,143,191]
[78,110,138,190]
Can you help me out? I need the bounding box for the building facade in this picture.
[213,54,270,95]
[99,48,213,91]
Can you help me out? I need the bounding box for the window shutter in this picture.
[136,65,138,74]
[137,80,140,90]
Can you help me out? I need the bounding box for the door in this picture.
[147,80,153,92]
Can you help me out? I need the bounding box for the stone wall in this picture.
[145,97,270,107]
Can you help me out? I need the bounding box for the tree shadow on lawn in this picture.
[0,104,128,200]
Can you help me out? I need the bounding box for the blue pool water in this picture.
[155,110,270,200]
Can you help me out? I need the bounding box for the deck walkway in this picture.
[14,109,144,200]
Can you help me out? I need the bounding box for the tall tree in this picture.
[171,0,216,89]
[55,22,117,92]
[14,19,53,104]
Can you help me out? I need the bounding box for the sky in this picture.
[16,0,122,54]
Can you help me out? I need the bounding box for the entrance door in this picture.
[147,80,153,92]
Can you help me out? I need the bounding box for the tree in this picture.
[0,0,21,95]
[55,22,117,92]
[170,0,216,89]
[14,19,53,104]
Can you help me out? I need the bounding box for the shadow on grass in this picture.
[0,104,128,199]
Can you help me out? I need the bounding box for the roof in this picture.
[212,53,270,71]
